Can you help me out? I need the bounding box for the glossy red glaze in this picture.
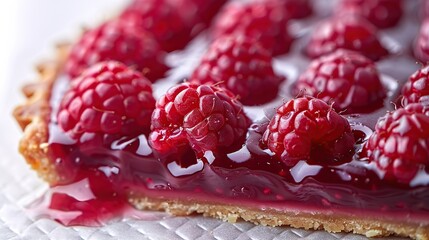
[43,92,429,225]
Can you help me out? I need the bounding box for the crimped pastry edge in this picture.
[13,43,71,185]
[12,45,429,240]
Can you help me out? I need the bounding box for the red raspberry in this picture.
[284,0,312,19]
[65,19,168,82]
[306,15,389,61]
[337,0,403,29]
[294,49,385,113]
[212,1,294,56]
[364,104,429,183]
[402,64,429,106]
[58,61,156,141]
[174,0,227,26]
[190,37,284,106]
[262,0,313,19]
[414,19,429,64]
[120,0,226,52]
[262,97,355,167]
[149,83,250,166]
[120,0,189,52]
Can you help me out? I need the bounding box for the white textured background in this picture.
[0,1,410,239]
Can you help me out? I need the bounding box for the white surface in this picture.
[0,1,411,239]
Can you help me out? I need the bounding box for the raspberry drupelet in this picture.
[294,49,386,113]
[65,19,168,82]
[212,1,294,56]
[190,37,284,106]
[262,96,355,167]
[58,61,156,142]
[306,14,389,61]
[364,103,429,184]
[149,83,251,167]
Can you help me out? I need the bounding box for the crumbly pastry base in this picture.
[130,197,429,240]
[13,44,70,185]
[13,45,429,240]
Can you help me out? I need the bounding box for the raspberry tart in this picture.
[13,0,429,239]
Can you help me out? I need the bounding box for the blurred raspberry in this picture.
[337,0,403,28]
[256,0,313,19]
[65,19,168,82]
[306,15,388,61]
[121,0,226,52]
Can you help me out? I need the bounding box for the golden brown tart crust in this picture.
[13,45,429,240]
[13,44,71,184]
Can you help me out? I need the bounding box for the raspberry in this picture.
[190,37,284,106]
[401,64,429,106]
[174,0,227,26]
[212,1,294,56]
[283,0,313,19]
[337,0,403,29]
[149,83,250,167]
[294,49,385,113]
[262,97,355,167]
[120,0,226,52]
[58,61,156,141]
[262,0,313,19]
[306,15,389,61]
[364,104,429,183]
[414,19,429,64]
[120,0,190,52]
[65,19,168,82]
